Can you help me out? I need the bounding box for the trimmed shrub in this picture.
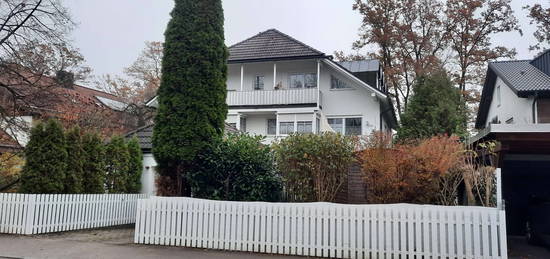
[126,137,143,193]
[187,134,281,202]
[19,119,67,194]
[65,126,84,193]
[272,133,355,202]
[104,136,130,193]
[82,132,106,193]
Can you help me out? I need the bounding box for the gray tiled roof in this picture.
[126,123,239,151]
[228,29,325,62]
[489,60,550,93]
[475,49,550,129]
[338,60,380,73]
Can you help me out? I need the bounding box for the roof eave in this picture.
[227,54,327,64]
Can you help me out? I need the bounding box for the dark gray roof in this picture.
[489,60,550,93]
[475,49,550,129]
[126,123,239,151]
[228,29,326,62]
[338,60,380,73]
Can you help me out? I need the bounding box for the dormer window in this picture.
[254,76,264,90]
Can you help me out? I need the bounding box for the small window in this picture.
[254,76,264,90]
[328,118,344,134]
[331,75,351,89]
[505,117,514,124]
[279,122,294,135]
[345,117,362,135]
[297,121,312,133]
[496,85,501,107]
[267,119,276,135]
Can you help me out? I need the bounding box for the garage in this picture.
[502,156,550,235]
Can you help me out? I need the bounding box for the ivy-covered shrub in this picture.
[272,133,355,202]
[187,134,281,202]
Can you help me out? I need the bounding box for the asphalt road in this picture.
[0,227,294,259]
[508,236,550,259]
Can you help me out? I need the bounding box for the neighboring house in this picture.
[135,29,398,195]
[0,70,133,150]
[470,49,550,236]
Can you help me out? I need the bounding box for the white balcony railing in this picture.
[227,88,320,107]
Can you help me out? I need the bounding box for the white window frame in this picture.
[289,73,317,89]
[267,119,277,135]
[296,121,313,133]
[254,75,265,90]
[327,116,363,136]
[330,75,353,90]
[279,121,295,135]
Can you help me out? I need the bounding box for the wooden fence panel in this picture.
[0,193,147,235]
[135,197,508,259]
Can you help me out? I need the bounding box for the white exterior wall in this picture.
[141,153,158,196]
[226,59,383,136]
[318,63,381,135]
[485,77,534,127]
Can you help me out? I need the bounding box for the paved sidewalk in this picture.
[0,227,295,259]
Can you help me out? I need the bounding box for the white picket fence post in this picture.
[0,193,147,235]
[135,197,509,259]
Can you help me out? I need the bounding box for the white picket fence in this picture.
[0,193,147,235]
[135,197,508,259]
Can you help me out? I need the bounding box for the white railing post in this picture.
[24,194,36,235]
[496,168,503,210]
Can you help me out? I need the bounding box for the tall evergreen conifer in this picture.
[398,72,468,141]
[65,126,84,193]
[152,0,228,195]
[82,132,106,193]
[127,137,143,193]
[105,136,130,193]
[19,119,67,193]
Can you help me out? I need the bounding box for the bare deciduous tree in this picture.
[342,0,447,116]
[0,0,88,142]
[96,41,163,127]
[445,0,520,102]
[525,4,550,52]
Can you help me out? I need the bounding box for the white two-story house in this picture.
[470,49,550,236]
[132,29,397,195]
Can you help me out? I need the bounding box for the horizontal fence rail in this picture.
[0,193,147,235]
[135,197,507,259]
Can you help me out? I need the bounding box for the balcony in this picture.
[227,88,321,108]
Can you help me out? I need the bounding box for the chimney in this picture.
[56,70,75,89]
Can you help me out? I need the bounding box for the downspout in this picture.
[532,93,538,124]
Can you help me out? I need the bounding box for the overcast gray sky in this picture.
[64,0,545,77]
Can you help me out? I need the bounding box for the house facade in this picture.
[135,29,397,195]
[471,49,550,236]
[148,29,397,142]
